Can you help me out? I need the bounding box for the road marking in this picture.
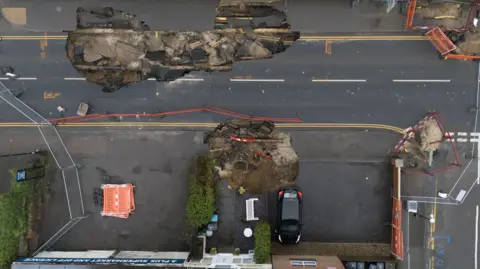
[312,79,367,83]
[147,78,204,81]
[44,92,60,99]
[0,77,37,80]
[64,78,86,81]
[476,205,479,269]
[392,79,451,83]
[230,78,285,82]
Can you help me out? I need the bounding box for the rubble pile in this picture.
[402,118,444,167]
[67,7,299,92]
[204,120,299,194]
[453,31,480,55]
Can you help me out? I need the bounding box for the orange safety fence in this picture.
[391,160,404,260]
[426,27,456,56]
[49,106,303,124]
[405,0,417,29]
[101,184,135,219]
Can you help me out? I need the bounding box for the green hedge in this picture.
[254,220,271,264]
[0,169,34,269]
[186,155,215,228]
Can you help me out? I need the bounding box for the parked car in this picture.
[276,187,302,244]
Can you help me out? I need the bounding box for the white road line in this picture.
[457,138,468,142]
[476,205,479,269]
[392,79,451,83]
[64,78,86,80]
[230,78,285,82]
[0,77,37,80]
[458,132,468,136]
[312,79,367,83]
[477,140,480,184]
[147,78,205,81]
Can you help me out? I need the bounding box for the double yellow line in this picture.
[0,122,406,134]
[0,35,427,41]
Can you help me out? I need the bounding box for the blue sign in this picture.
[16,257,185,265]
[16,170,26,182]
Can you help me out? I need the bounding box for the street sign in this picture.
[16,257,186,265]
[15,170,26,182]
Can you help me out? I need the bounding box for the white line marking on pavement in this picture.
[478,140,480,185]
[147,78,205,81]
[64,78,86,80]
[392,79,451,83]
[230,78,285,82]
[457,138,468,142]
[458,132,468,136]
[476,205,479,269]
[312,79,367,83]
[0,77,37,80]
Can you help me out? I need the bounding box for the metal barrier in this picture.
[391,159,404,260]
[0,81,86,252]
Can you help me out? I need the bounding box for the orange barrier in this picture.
[391,160,404,260]
[101,184,135,219]
[49,106,303,124]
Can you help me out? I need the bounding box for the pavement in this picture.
[0,0,406,34]
[0,128,209,251]
[0,39,477,132]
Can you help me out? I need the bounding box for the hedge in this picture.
[186,155,216,228]
[0,169,34,269]
[254,220,271,264]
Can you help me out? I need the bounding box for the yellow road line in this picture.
[0,35,428,41]
[0,122,406,133]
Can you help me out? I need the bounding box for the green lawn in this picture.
[0,169,34,269]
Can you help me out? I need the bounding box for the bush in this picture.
[254,220,271,264]
[0,170,34,269]
[186,155,216,228]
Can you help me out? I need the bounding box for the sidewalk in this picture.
[0,0,407,34]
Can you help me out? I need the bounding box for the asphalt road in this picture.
[0,39,477,132]
[0,0,406,34]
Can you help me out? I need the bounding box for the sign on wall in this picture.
[16,257,186,265]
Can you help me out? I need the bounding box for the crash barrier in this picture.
[391,112,461,175]
[391,159,404,260]
[0,81,86,254]
[49,106,303,124]
[405,0,480,31]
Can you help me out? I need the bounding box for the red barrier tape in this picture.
[49,106,303,124]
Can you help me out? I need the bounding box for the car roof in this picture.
[281,198,299,220]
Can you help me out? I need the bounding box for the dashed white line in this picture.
[392,79,451,83]
[230,78,285,82]
[312,79,367,83]
[0,77,37,80]
[64,78,86,81]
[147,78,204,81]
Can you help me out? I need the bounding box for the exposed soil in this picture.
[205,120,299,194]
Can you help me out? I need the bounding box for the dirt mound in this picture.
[205,120,299,194]
[454,31,480,55]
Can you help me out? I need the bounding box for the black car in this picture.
[276,187,302,244]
